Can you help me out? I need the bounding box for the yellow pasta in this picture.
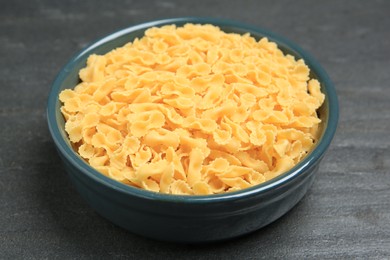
[59,24,325,195]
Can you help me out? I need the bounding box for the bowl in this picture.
[47,17,338,243]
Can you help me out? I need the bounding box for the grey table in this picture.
[1,0,389,259]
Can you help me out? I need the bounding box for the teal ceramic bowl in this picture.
[47,17,338,243]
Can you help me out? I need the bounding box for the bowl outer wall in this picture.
[47,17,338,241]
[60,147,320,242]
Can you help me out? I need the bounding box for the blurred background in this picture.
[1,0,389,258]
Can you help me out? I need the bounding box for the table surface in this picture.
[1,0,389,259]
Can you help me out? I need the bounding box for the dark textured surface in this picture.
[1,0,389,259]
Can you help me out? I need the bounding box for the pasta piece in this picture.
[160,163,174,193]
[128,110,165,137]
[193,182,212,195]
[187,148,205,186]
[143,128,180,150]
[79,54,107,82]
[219,177,251,190]
[235,151,269,173]
[141,179,160,193]
[78,143,95,159]
[170,180,193,195]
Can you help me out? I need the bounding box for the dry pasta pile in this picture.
[59,24,325,195]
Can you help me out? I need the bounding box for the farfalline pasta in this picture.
[59,24,325,195]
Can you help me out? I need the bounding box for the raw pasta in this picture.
[59,24,325,195]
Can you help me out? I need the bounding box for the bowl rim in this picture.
[47,17,339,204]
